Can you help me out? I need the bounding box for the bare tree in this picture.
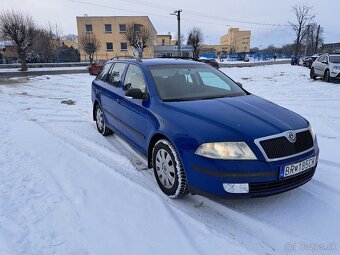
[46,22,63,58]
[124,23,154,58]
[63,34,78,42]
[289,4,315,56]
[79,33,100,64]
[187,27,203,59]
[302,23,324,54]
[0,10,37,71]
[30,23,63,63]
[30,28,54,62]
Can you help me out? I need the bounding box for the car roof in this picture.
[322,53,340,56]
[108,58,205,66]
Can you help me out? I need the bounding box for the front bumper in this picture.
[330,69,340,78]
[183,146,319,198]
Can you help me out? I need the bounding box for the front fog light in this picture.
[223,183,249,193]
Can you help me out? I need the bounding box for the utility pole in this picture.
[171,10,182,57]
[314,24,321,54]
[304,24,310,56]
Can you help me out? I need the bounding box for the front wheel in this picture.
[95,104,112,136]
[310,68,317,80]
[152,139,188,198]
[324,70,331,83]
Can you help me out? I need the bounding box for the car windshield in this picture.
[329,56,340,63]
[148,64,247,101]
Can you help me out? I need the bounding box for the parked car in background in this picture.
[92,58,319,199]
[310,53,340,82]
[197,58,219,68]
[299,56,307,66]
[291,56,299,65]
[306,54,321,69]
[89,60,106,75]
[301,54,321,68]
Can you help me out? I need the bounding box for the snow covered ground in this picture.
[0,64,339,255]
[0,66,87,73]
[216,58,290,64]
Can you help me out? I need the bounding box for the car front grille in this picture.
[249,167,315,193]
[259,130,314,160]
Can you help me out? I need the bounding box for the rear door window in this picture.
[123,64,147,92]
[97,63,113,81]
[108,63,127,86]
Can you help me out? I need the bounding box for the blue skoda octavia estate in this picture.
[91,58,319,198]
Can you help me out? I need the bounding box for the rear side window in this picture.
[97,63,113,81]
[108,63,127,86]
[123,64,147,92]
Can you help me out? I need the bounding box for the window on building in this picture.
[119,24,126,32]
[105,24,112,33]
[106,42,113,51]
[134,24,143,32]
[85,24,93,32]
[162,39,165,46]
[120,42,128,52]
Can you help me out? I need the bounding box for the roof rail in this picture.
[159,56,199,62]
[110,56,135,60]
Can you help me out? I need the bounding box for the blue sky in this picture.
[2,0,339,48]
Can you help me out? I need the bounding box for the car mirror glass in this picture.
[125,88,147,100]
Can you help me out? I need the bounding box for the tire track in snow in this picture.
[35,120,298,255]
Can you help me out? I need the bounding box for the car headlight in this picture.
[195,142,257,160]
[309,124,317,141]
[332,66,340,70]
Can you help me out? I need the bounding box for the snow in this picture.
[217,58,290,64]
[0,64,339,254]
[0,67,87,73]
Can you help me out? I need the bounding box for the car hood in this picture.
[163,95,308,141]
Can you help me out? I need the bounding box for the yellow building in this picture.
[156,34,172,46]
[76,15,157,61]
[220,28,251,53]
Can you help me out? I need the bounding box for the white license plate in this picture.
[280,156,317,178]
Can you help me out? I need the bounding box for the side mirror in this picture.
[236,82,243,88]
[125,88,148,100]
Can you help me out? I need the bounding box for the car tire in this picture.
[95,104,112,136]
[310,68,317,80]
[152,139,189,198]
[324,70,331,83]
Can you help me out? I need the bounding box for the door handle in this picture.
[116,98,121,104]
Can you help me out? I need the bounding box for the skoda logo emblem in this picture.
[287,131,296,143]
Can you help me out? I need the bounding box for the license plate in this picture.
[280,156,317,178]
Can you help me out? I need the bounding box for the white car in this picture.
[310,53,340,82]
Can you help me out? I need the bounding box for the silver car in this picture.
[310,53,340,82]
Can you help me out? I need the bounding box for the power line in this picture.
[67,0,290,27]
[115,0,291,27]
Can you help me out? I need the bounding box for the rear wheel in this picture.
[95,104,112,136]
[152,139,188,198]
[310,68,317,80]
[324,70,331,82]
